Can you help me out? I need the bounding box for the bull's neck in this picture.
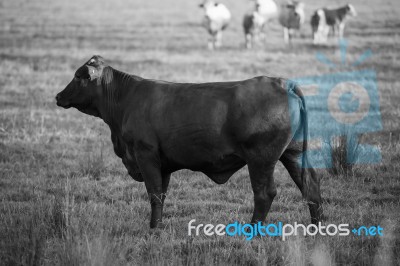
[96,67,142,130]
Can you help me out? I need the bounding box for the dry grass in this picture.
[0,0,399,265]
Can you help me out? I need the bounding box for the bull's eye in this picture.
[88,77,91,81]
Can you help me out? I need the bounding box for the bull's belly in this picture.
[200,154,246,184]
[166,151,246,184]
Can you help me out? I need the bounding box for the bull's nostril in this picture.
[56,94,60,101]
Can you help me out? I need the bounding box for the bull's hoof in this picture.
[150,221,168,230]
[149,221,168,238]
[311,214,327,225]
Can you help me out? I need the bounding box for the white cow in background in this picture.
[243,0,277,48]
[278,1,305,44]
[199,1,231,50]
[251,0,278,22]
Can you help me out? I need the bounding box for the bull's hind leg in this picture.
[280,146,323,224]
[248,161,278,224]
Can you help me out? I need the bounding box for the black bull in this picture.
[56,56,323,228]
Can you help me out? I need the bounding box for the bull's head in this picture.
[56,55,106,117]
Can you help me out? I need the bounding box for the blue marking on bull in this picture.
[287,40,382,168]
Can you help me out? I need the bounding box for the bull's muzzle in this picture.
[55,93,70,108]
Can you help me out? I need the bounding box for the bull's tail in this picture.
[294,85,309,171]
[284,81,312,190]
[283,81,323,224]
[285,82,310,173]
[298,92,323,223]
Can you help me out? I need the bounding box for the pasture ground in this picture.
[0,0,399,265]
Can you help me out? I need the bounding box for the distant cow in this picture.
[251,0,278,22]
[311,4,357,44]
[243,11,266,48]
[278,1,305,43]
[56,55,323,229]
[246,0,278,44]
[199,1,231,50]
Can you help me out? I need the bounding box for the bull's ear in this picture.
[86,55,105,68]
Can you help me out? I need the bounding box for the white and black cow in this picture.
[278,1,305,44]
[311,4,357,44]
[243,10,266,49]
[199,1,231,50]
[245,0,278,44]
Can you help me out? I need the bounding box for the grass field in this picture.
[0,0,399,265]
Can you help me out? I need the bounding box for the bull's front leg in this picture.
[135,148,168,229]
